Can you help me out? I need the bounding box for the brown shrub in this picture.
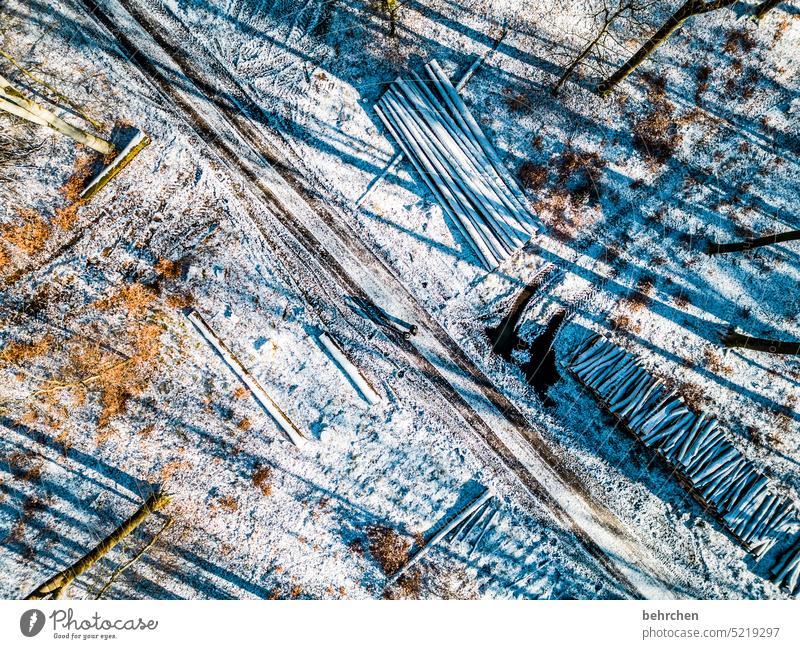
[252,464,273,497]
[678,383,705,411]
[724,27,757,54]
[633,103,680,164]
[518,161,548,191]
[155,257,182,279]
[367,525,409,576]
[695,64,712,103]
[504,91,531,113]
[66,322,163,430]
[555,148,605,203]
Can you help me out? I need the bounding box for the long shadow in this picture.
[0,417,154,500]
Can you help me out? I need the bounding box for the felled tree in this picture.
[753,0,783,21]
[0,72,112,154]
[26,491,170,600]
[706,229,800,254]
[723,329,800,355]
[596,0,782,96]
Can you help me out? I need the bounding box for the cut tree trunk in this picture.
[753,0,782,21]
[723,331,800,355]
[597,0,737,96]
[706,229,800,254]
[26,491,170,600]
[0,72,113,154]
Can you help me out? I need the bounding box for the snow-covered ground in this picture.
[1,0,798,598]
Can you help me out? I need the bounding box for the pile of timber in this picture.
[771,540,800,595]
[387,489,497,586]
[568,334,799,584]
[375,60,538,270]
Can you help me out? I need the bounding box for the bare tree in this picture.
[706,229,800,254]
[553,1,640,95]
[723,329,800,355]
[596,0,784,96]
[597,1,737,96]
[381,0,399,37]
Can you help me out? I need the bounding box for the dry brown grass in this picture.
[0,334,54,366]
[518,161,548,191]
[57,321,163,431]
[155,257,183,279]
[703,348,733,376]
[1,208,50,256]
[94,282,157,316]
[631,74,680,165]
[216,496,239,512]
[677,383,705,411]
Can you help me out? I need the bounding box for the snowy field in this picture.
[1,0,799,599]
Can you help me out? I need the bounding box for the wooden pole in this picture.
[185,309,308,447]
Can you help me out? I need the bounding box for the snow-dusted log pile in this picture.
[569,334,799,577]
[374,60,538,270]
[771,541,800,596]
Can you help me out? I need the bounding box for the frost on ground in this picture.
[1,0,799,598]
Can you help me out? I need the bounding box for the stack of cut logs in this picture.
[375,60,538,270]
[569,333,800,594]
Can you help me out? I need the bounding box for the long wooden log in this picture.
[428,60,537,230]
[378,95,499,265]
[569,334,797,557]
[398,78,527,248]
[388,85,520,256]
[407,73,529,236]
[373,103,487,267]
[385,86,511,254]
[0,72,113,154]
[26,491,169,599]
[185,309,307,448]
[316,331,381,406]
[706,229,800,255]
